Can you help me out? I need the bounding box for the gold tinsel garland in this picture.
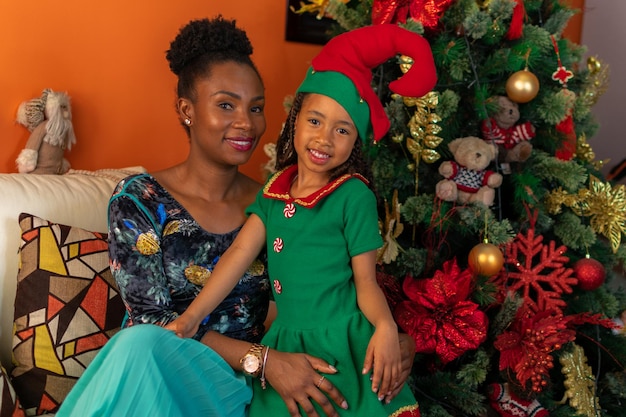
[559,343,601,417]
[393,55,443,196]
[576,133,607,171]
[580,56,610,110]
[289,0,349,19]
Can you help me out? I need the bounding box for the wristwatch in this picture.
[240,343,265,377]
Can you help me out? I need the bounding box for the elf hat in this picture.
[296,24,437,142]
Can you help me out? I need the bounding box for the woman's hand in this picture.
[362,332,416,404]
[164,314,198,338]
[385,333,416,403]
[264,350,348,417]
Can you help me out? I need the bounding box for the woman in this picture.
[56,16,415,417]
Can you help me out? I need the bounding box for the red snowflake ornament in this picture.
[494,222,577,314]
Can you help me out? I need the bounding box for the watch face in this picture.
[243,354,261,373]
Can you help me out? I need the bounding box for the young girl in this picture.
[168,24,436,417]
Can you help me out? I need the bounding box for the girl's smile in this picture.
[294,93,358,178]
[307,147,331,164]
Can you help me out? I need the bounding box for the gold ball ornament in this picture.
[468,242,504,277]
[506,69,540,103]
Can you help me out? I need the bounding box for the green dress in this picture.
[246,165,419,417]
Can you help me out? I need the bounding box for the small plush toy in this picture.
[481,95,535,170]
[488,382,548,417]
[15,89,76,174]
[436,136,503,207]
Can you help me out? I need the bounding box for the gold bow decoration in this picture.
[545,175,626,253]
[378,189,404,264]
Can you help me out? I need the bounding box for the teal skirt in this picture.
[56,324,252,417]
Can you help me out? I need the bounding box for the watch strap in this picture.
[240,343,265,377]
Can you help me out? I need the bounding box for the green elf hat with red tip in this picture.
[296,24,437,143]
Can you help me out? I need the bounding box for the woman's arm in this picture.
[201,330,347,417]
[167,214,267,337]
[352,250,401,401]
[109,195,180,326]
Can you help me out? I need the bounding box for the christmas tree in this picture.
[281,1,626,416]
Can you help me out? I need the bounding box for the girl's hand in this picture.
[363,323,401,402]
[164,314,198,338]
[264,350,348,417]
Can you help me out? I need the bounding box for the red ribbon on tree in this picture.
[505,0,526,40]
[372,0,455,28]
[551,35,577,160]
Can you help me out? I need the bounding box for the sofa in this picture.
[0,167,145,416]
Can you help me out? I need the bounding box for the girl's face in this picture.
[293,93,358,180]
[182,61,266,168]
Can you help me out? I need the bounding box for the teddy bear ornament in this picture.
[481,95,535,174]
[436,136,503,207]
[15,88,76,174]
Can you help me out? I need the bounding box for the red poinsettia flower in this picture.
[394,259,488,364]
[494,307,576,392]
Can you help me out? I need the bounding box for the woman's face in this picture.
[183,61,266,168]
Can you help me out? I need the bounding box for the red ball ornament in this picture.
[574,257,606,291]
[468,242,504,277]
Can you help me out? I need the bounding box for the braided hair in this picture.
[275,92,376,191]
[165,16,262,134]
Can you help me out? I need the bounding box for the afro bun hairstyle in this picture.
[166,15,255,76]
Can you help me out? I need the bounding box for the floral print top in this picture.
[108,173,270,343]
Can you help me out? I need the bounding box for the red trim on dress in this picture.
[263,165,368,208]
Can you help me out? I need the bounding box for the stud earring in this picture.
[184,118,191,126]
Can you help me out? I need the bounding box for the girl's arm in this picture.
[263,300,278,330]
[166,214,267,337]
[351,250,401,401]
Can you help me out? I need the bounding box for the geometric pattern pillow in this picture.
[11,213,124,416]
[0,364,25,417]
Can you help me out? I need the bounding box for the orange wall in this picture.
[563,0,585,44]
[0,1,322,182]
[0,1,583,183]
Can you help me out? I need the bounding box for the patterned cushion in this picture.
[11,213,124,416]
[0,364,25,417]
